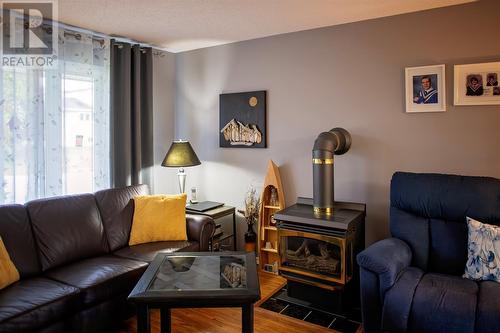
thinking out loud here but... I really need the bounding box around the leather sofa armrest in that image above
[357,238,412,297]
[186,214,215,251]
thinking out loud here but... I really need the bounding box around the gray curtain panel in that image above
[110,40,153,188]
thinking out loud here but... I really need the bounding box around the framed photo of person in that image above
[454,62,500,105]
[405,64,446,113]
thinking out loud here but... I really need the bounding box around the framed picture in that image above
[219,91,266,148]
[405,64,446,113]
[454,62,500,105]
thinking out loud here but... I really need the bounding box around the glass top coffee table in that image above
[128,252,260,333]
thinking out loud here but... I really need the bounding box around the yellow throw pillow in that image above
[0,236,20,290]
[129,194,187,246]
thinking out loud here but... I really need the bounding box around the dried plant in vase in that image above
[238,187,260,252]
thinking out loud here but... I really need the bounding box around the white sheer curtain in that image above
[0,29,110,204]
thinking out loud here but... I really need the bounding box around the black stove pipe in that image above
[312,127,351,215]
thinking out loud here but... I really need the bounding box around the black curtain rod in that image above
[112,42,151,53]
[63,30,105,42]
[4,8,162,51]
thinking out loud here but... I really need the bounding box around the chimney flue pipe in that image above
[312,127,351,215]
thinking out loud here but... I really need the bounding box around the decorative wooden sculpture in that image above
[258,160,285,274]
[220,119,262,146]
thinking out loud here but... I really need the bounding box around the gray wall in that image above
[152,51,178,195]
[163,0,500,246]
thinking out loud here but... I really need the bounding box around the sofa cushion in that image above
[114,240,199,262]
[390,207,429,271]
[94,184,149,251]
[464,217,500,282]
[129,194,188,246]
[476,281,500,333]
[408,273,478,333]
[0,237,19,290]
[391,172,500,225]
[27,194,109,271]
[44,255,147,306]
[429,218,468,275]
[390,172,500,276]
[0,205,41,277]
[0,277,80,332]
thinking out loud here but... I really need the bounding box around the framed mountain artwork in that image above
[219,90,267,148]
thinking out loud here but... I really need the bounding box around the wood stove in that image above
[274,197,365,291]
[267,127,364,314]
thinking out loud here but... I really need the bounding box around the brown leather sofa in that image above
[0,185,215,333]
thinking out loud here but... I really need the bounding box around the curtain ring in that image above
[64,31,82,40]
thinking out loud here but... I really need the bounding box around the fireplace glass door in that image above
[279,230,346,284]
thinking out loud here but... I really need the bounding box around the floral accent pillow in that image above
[464,217,500,282]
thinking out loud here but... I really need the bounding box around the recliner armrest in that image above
[357,238,412,297]
[186,214,215,251]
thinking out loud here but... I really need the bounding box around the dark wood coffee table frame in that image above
[128,252,260,333]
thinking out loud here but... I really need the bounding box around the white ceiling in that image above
[58,0,475,53]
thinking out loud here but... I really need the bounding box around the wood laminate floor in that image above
[119,271,363,333]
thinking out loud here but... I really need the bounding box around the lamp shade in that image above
[161,140,201,168]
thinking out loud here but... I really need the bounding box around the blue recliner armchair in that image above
[357,172,500,333]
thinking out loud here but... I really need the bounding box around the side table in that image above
[186,204,237,251]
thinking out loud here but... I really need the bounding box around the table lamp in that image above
[161,140,201,193]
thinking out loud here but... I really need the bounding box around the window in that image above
[0,68,41,203]
[63,76,94,194]
[0,31,110,204]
